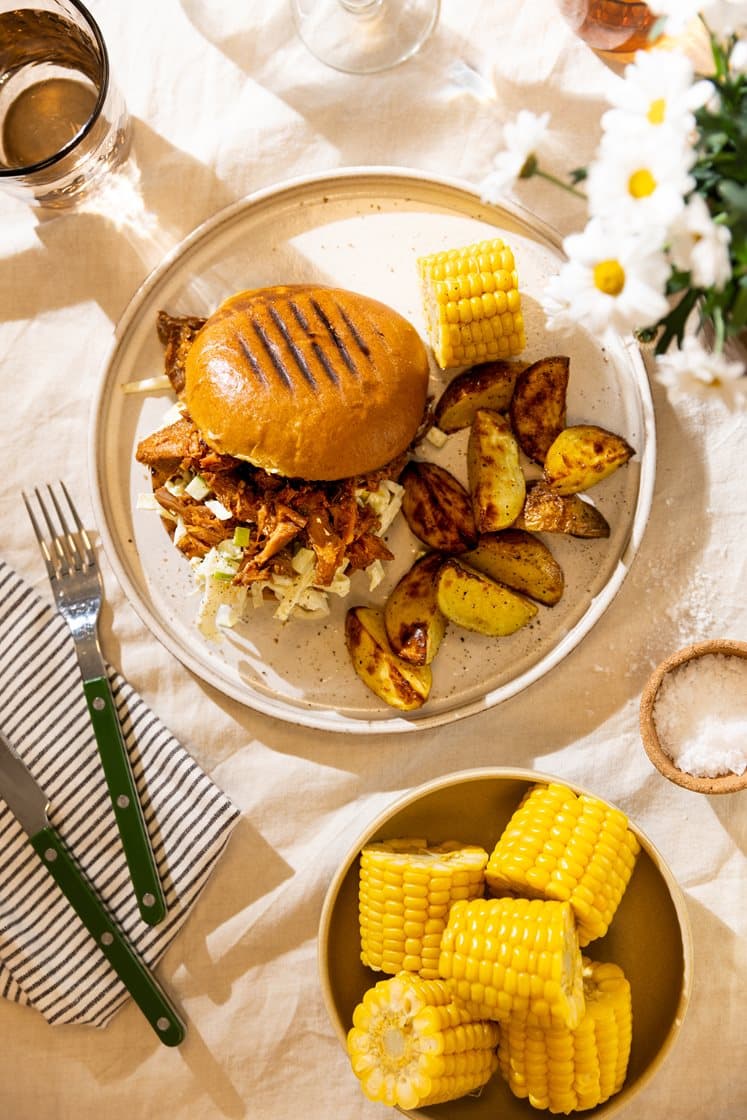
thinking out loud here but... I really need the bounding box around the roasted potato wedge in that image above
[467,409,526,533]
[544,424,634,495]
[433,359,524,433]
[509,355,570,464]
[462,529,565,606]
[515,480,610,538]
[384,552,447,666]
[436,558,538,636]
[345,606,432,710]
[401,461,477,552]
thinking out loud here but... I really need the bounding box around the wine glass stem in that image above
[339,0,383,13]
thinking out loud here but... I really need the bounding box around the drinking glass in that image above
[0,0,131,209]
[291,0,440,75]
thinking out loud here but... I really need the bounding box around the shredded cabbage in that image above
[205,498,232,521]
[426,426,449,448]
[136,492,162,511]
[122,374,172,394]
[367,559,385,591]
[186,474,211,501]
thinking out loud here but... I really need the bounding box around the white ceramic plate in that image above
[90,167,655,733]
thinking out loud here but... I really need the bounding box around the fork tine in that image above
[34,485,74,575]
[47,483,86,572]
[22,490,58,581]
[59,480,95,568]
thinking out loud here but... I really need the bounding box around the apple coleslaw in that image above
[137,471,404,639]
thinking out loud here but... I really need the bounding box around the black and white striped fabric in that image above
[0,558,239,1028]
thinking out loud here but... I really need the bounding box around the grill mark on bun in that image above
[182,284,431,480]
[288,299,311,332]
[338,305,373,359]
[310,298,361,377]
[287,299,338,386]
[251,318,293,390]
[310,341,341,385]
[237,332,269,387]
[267,303,318,390]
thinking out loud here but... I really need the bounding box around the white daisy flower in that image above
[653,0,708,34]
[481,110,551,200]
[731,39,747,72]
[586,131,695,234]
[542,218,670,339]
[601,49,713,138]
[700,0,747,37]
[656,336,746,406]
[668,194,732,289]
[656,0,747,36]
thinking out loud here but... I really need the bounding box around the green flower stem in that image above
[533,168,587,201]
[713,304,726,353]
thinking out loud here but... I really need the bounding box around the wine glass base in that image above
[292,0,440,75]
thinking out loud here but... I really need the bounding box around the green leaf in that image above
[653,290,701,356]
[728,281,747,330]
[719,180,747,216]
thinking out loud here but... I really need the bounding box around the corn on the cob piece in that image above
[359,838,488,978]
[498,957,632,1114]
[347,972,500,1110]
[417,237,526,369]
[486,783,640,947]
[438,897,585,1030]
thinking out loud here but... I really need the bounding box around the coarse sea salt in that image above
[653,653,747,778]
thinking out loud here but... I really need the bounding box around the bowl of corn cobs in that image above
[318,769,693,1118]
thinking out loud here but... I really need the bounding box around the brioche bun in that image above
[184,284,430,481]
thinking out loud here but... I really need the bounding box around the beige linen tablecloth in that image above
[0,2,744,1117]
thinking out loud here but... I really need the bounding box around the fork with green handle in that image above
[23,482,167,926]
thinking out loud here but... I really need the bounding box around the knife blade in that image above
[0,731,186,1047]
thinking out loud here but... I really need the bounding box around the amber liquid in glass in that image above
[2,74,97,168]
[0,9,102,170]
[558,1,659,54]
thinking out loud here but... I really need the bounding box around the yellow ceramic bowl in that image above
[318,768,693,1120]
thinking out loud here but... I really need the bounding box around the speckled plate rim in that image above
[89,166,656,734]
[317,766,694,1118]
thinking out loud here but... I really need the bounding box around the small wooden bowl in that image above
[640,639,747,795]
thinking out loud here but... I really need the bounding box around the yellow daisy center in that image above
[629,168,657,198]
[647,97,667,125]
[593,259,626,296]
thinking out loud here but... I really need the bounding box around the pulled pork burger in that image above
[135,284,431,635]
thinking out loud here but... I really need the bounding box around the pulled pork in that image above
[156,311,207,395]
[136,414,404,585]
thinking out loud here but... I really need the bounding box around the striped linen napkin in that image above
[0,557,240,1028]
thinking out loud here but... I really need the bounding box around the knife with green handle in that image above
[0,730,186,1047]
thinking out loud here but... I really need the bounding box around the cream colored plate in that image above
[90,167,655,733]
